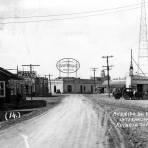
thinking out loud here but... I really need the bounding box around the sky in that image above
[0,0,144,79]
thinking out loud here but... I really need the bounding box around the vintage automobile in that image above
[112,88,123,99]
[122,88,134,100]
[113,87,143,100]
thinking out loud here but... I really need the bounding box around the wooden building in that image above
[0,67,25,103]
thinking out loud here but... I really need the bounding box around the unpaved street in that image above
[0,95,112,148]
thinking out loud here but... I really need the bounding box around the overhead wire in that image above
[0,7,141,24]
[0,2,145,20]
[0,2,146,24]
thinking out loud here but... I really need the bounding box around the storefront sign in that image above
[18,71,37,78]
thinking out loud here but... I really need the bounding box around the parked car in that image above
[112,88,122,99]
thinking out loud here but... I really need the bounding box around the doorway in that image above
[67,85,72,93]
[54,85,56,93]
[91,85,93,93]
[80,85,83,93]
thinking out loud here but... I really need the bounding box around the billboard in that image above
[56,58,80,74]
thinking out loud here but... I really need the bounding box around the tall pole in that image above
[22,64,40,100]
[130,49,133,76]
[91,68,98,93]
[129,49,134,88]
[102,55,114,97]
[45,74,52,95]
[67,59,69,78]
[138,0,148,76]
[17,65,18,77]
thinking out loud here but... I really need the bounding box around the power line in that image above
[0,4,142,24]
[0,2,145,20]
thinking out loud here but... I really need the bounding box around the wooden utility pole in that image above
[91,68,98,93]
[45,74,52,95]
[102,56,114,97]
[22,64,40,100]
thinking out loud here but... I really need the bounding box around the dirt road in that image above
[0,95,113,148]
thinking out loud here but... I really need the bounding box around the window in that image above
[0,81,5,97]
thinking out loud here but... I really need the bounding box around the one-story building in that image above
[51,77,102,94]
[102,75,148,95]
[35,77,48,96]
[0,67,25,103]
[18,71,49,97]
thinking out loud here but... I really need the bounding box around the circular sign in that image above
[56,58,80,73]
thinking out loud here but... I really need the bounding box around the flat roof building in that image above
[51,77,102,94]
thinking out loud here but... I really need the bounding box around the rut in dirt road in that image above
[0,95,116,148]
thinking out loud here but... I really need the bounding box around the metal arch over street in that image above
[56,58,80,74]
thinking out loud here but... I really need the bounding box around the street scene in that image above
[1,95,148,148]
[1,0,148,148]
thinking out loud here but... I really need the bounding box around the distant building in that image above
[132,75,148,94]
[0,67,25,103]
[18,71,49,97]
[102,75,148,95]
[35,77,48,97]
[18,71,36,96]
[51,77,102,94]
[102,79,126,92]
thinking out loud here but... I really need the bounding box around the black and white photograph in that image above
[0,0,148,147]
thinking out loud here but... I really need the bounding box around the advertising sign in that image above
[18,71,37,78]
[56,58,80,73]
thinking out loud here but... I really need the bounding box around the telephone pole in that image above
[102,55,114,97]
[91,68,98,93]
[22,64,40,100]
[45,74,52,96]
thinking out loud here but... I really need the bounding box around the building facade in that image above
[35,77,48,96]
[18,71,49,97]
[0,67,26,103]
[51,77,102,94]
[102,76,148,95]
